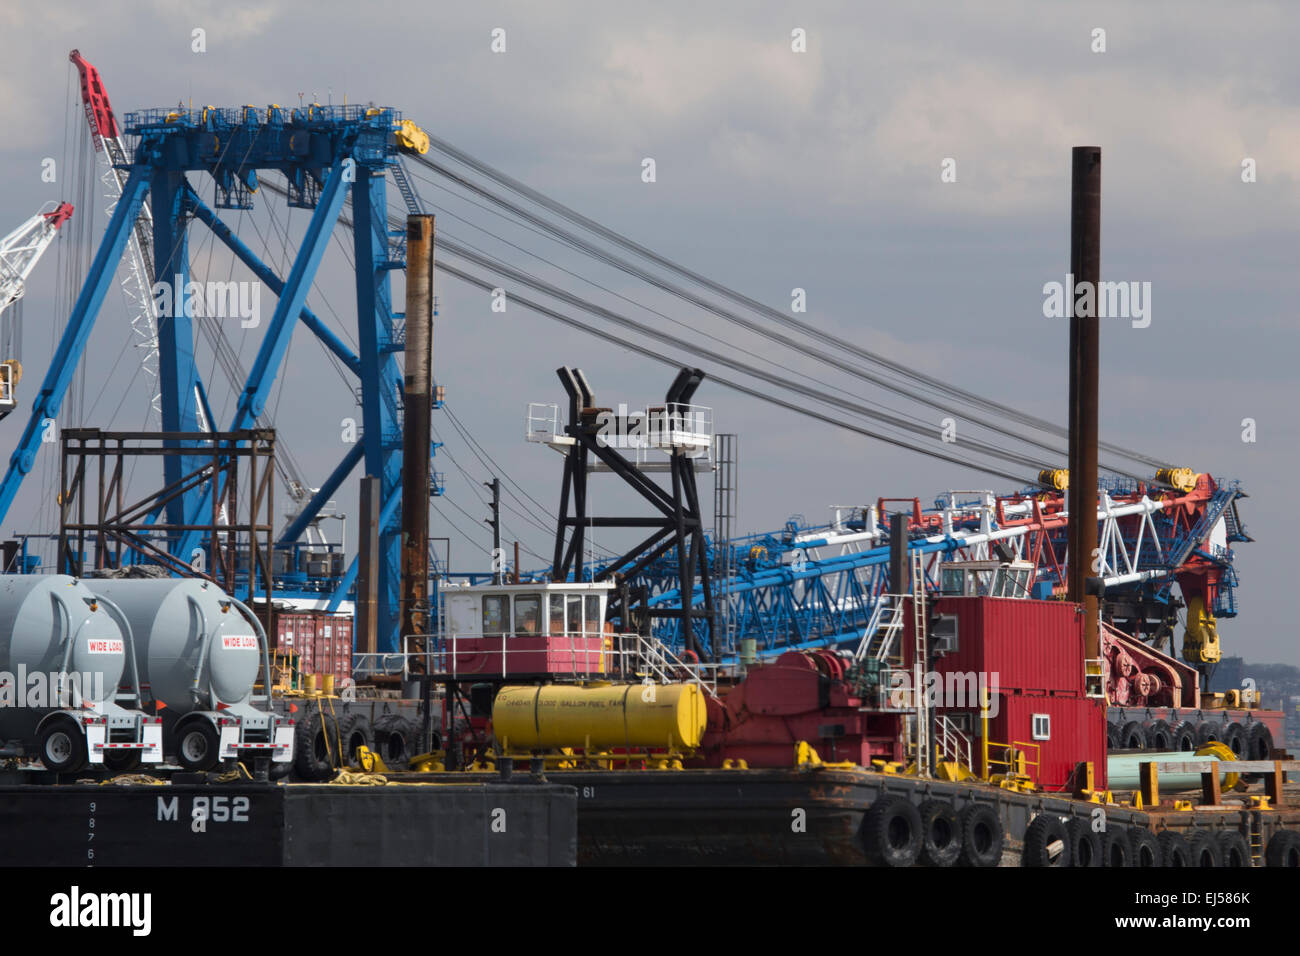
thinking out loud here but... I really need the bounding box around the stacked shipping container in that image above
[265,607,354,684]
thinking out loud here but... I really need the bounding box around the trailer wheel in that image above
[1247,722,1274,761]
[103,750,142,774]
[959,804,1003,868]
[916,800,961,867]
[1022,815,1070,867]
[37,717,87,774]
[1066,817,1102,867]
[339,713,374,767]
[176,722,220,772]
[861,795,921,867]
[1143,720,1172,750]
[1100,826,1131,867]
[1265,830,1300,867]
[1106,723,1120,749]
[1128,827,1161,866]
[1156,830,1191,867]
[1186,829,1222,867]
[1118,721,1146,749]
[1221,723,1248,759]
[1216,830,1251,867]
[1195,721,1223,747]
[293,711,340,781]
[1169,721,1198,752]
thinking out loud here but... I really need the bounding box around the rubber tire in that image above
[958,804,1003,868]
[1023,815,1070,868]
[1157,830,1191,867]
[1101,827,1132,867]
[916,800,962,867]
[1265,830,1300,867]
[1187,829,1222,867]
[1067,817,1102,867]
[1144,720,1173,750]
[861,795,922,867]
[1216,830,1251,867]
[102,750,142,774]
[293,711,340,781]
[1195,721,1223,747]
[37,718,88,774]
[1222,722,1248,759]
[1118,721,1146,749]
[175,721,220,772]
[1247,722,1274,760]
[1129,827,1162,867]
[1170,721,1198,752]
[1106,723,1120,749]
[339,713,374,767]
[374,714,414,767]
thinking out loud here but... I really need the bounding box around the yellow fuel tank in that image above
[493,683,708,751]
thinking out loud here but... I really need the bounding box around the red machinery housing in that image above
[697,650,905,768]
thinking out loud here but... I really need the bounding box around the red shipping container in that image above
[989,693,1108,792]
[910,597,1085,695]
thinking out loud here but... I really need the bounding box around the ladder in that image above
[911,549,931,777]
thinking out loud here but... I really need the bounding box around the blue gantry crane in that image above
[0,82,427,651]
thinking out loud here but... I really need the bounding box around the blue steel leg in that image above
[153,169,203,549]
[0,168,152,523]
[351,166,403,651]
[278,441,364,545]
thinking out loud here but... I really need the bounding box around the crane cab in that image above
[0,361,17,419]
[439,581,614,678]
[938,560,1036,600]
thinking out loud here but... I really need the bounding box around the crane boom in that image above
[0,202,74,417]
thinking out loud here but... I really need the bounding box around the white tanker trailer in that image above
[85,578,293,772]
[0,574,163,772]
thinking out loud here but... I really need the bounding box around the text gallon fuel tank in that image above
[492,683,708,751]
[84,578,259,713]
[0,575,126,737]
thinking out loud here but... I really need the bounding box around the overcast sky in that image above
[1,1,1296,667]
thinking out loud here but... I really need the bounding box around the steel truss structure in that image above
[59,428,275,606]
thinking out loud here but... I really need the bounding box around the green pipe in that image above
[1107,749,1230,791]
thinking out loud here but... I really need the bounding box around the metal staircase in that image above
[852,595,907,664]
[632,635,719,700]
[935,713,973,772]
[1167,485,1238,568]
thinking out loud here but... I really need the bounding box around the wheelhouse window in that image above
[549,594,565,637]
[514,594,541,635]
[566,595,583,636]
[584,595,601,635]
[482,595,509,637]
[940,567,965,596]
